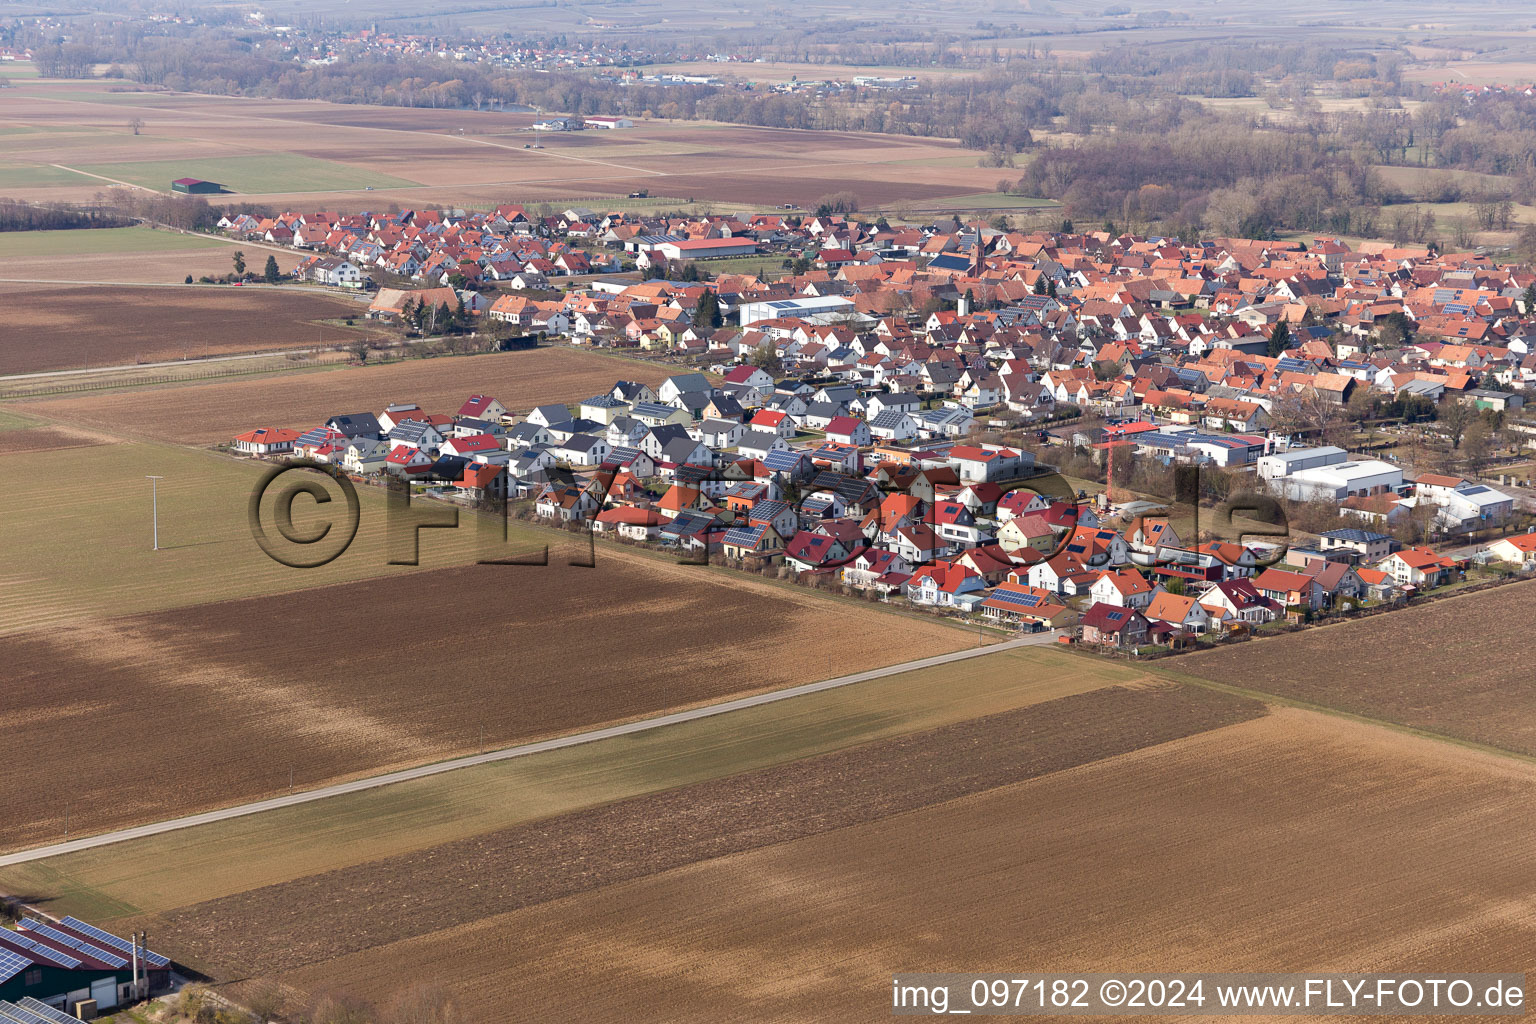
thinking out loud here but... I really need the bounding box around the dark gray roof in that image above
[327,412,383,437]
[737,428,783,450]
[647,423,691,446]
[664,372,713,393]
[662,436,707,460]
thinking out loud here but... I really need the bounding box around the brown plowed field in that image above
[20,346,668,443]
[148,683,1263,976]
[1,284,378,373]
[0,555,967,852]
[277,709,1536,1022]
[1174,580,1536,756]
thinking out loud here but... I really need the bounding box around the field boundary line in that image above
[1149,666,1536,768]
[0,634,1057,868]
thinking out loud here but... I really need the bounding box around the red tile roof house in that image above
[233,427,301,455]
[906,562,987,607]
[1378,547,1459,589]
[824,416,872,447]
[1251,567,1326,614]
[594,506,665,541]
[783,530,853,573]
[1080,602,1151,648]
[457,394,507,421]
[457,463,507,500]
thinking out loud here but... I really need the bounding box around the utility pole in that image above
[146,476,163,551]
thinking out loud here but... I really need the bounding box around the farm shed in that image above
[0,917,171,1016]
[171,177,222,194]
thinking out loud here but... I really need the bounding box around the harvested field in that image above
[0,555,968,852]
[1173,580,1536,756]
[0,284,378,373]
[152,683,1262,978]
[280,709,1536,1021]
[19,346,668,443]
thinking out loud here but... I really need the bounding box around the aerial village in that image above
[224,202,1536,649]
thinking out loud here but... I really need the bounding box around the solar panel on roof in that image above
[762,449,804,470]
[987,589,1043,609]
[59,918,169,968]
[0,932,81,969]
[1106,610,1126,621]
[18,921,126,968]
[16,1000,78,1024]
[0,950,30,986]
[0,1002,50,1024]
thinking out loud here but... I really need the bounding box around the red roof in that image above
[824,416,864,436]
[234,427,300,445]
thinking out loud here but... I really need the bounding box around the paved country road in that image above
[0,631,1062,868]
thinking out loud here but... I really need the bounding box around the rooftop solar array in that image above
[987,589,1044,608]
[16,1000,80,1024]
[762,449,806,471]
[0,950,31,986]
[723,526,764,547]
[60,918,169,968]
[18,921,126,968]
[0,932,80,970]
[0,1002,51,1024]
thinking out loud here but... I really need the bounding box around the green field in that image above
[0,225,232,258]
[0,644,1135,921]
[0,439,542,636]
[0,162,98,188]
[70,154,421,194]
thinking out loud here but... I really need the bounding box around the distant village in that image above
[222,204,1536,648]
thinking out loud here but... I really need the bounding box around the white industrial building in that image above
[738,296,857,327]
[1277,459,1403,502]
[1256,446,1347,483]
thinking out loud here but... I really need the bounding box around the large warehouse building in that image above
[170,177,222,194]
[738,295,857,327]
[654,237,758,261]
[0,917,171,1016]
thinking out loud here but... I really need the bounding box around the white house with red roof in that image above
[457,394,507,421]
[385,444,434,477]
[948,443,1031,482]
[1088,567,1158,609]
[233,427,301,455]
[748,409,797,438]
[441,433,509,464]
[1378,547,1458,588]
[824,416,872,446]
